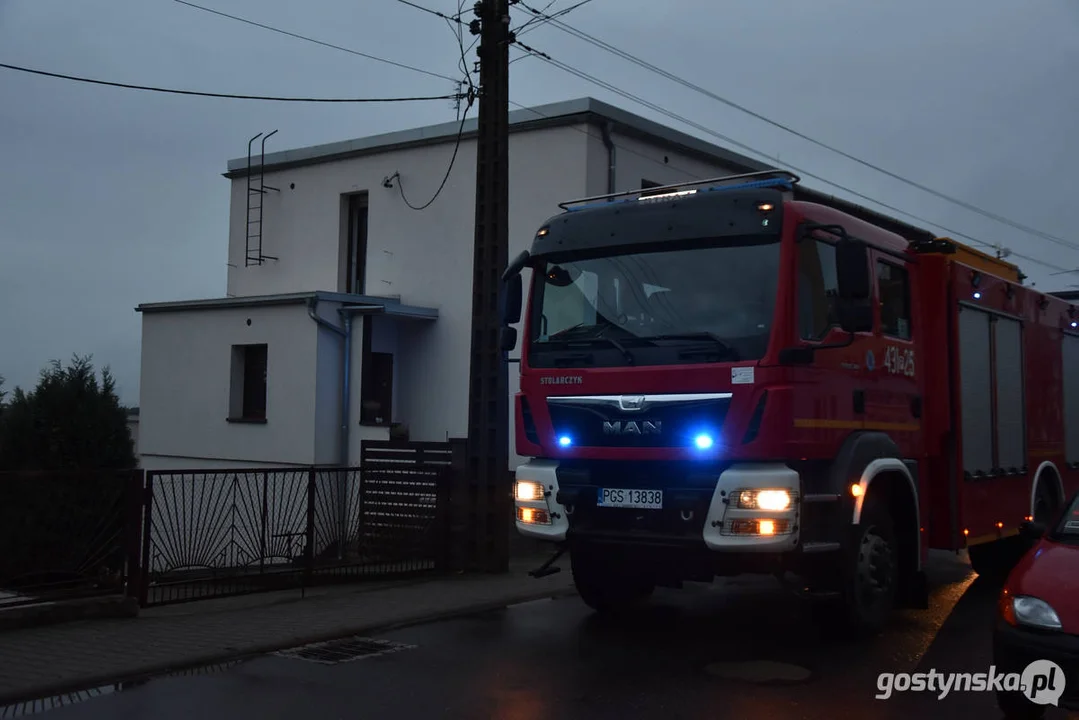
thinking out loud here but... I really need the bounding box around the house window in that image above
[229,343,267,422]
[877,261,912,339]
[797,238,840,341]
[343,193,368,294]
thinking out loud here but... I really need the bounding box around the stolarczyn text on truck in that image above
[499,170,1079,633]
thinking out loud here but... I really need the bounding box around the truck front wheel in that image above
[570,547,654,613]
[840,494,899,634]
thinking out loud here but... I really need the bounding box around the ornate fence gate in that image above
[134,445,455,606]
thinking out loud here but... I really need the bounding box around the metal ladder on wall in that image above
[246,131,280,266]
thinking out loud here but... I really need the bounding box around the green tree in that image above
[0,355,136,471]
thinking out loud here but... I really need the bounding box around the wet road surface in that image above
[8,551,1077,720]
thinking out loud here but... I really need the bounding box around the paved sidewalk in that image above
[0,557,574,705]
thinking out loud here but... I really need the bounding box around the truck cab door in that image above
[864,250,922,456]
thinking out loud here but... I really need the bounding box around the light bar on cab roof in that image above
[556,169,801,211]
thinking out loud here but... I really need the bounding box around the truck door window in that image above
[797,238,840,341]
[877,261,912,340]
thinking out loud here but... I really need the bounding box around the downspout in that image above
[307,298,350,560]
[307,298,349,466]
[600,121,616,194]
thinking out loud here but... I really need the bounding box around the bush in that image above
[0,355,136,472]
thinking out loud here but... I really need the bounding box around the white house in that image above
[135,97,769,471]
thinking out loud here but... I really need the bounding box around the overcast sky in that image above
[1,0,1077,405]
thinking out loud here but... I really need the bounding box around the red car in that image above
[994,490,1079,718]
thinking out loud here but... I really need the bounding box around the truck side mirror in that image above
[836,239,870,301]
[500,326,518,352]
[502,273,523,325]
[835,239,873,333]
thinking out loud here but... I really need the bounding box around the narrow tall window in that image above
[229,343,267,421]
[345,193,368,294]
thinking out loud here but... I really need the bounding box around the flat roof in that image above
[136,290,438,320]
[224,97,771,179]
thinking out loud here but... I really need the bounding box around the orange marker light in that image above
[850,484,864,498]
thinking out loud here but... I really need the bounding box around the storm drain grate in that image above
[273,636,416,665]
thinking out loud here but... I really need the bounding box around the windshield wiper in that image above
[543,324,636,365]
[640,332,740,360]
[590,333,635,365]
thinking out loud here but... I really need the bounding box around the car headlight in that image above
[1011,595,1063,630]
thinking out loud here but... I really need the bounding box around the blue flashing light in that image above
[562,178,794,214]
[693,434,715,450]
[557,435,573,448]
[973,291,982,300]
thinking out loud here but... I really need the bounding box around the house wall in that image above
[138,303,319,469]
[223,125,591,468]
[586,127,759,195]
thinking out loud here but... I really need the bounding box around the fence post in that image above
[124,469,145,601]
[138,472,155,606]
[434,466,454,573]
[303,468,316,595]
[259,471,269,575]
[447,438,468,572]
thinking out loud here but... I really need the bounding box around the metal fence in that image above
[137,462,452,606]
[0,470,140,609]
[0,442,460,609]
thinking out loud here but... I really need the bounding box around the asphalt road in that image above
[8,551,1077,720]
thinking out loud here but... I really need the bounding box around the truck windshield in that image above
[529,238,780,367]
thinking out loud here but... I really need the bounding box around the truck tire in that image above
[570,547,654,613]
[839,493,898,634]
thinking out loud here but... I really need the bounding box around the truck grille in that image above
[546,393,731,448]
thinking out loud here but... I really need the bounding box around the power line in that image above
[393,0,465,25]
[172,0,458,83]
[391,93,476,210]
[515,1,1079,254]
[515,0,594,35]
[0,62,462,103]
[519,47,1071,274]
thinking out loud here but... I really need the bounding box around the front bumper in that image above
[993,619,1079,710]
[513,459,801,552]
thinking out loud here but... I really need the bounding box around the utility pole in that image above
[464,0,513,572]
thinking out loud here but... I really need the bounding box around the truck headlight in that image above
[515,480,545,502]
[1011,595,1063,630]
[735,489,793,512]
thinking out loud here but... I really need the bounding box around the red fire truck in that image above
[499,170,1079,632]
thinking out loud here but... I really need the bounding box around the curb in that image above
[0,596,139,634]
[0,585,578,707]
